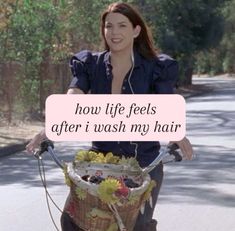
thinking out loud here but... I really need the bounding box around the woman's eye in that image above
[105,25,112,29]
[120,24,126,27]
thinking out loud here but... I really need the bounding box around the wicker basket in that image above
[64,162,151,231]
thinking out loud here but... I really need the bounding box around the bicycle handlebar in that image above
[34,140,54,158]
[34,140,64,169]
[167,143,182,162]
[34,140,182,173]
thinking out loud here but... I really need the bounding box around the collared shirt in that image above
[69,49,178,167]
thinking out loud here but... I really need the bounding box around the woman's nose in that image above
[111,26,119,35]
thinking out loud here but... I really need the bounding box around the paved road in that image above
[0,141,86,231]
[0,77,235,231]
[156,77,235,231]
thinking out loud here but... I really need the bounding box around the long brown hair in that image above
[101,2,157,60]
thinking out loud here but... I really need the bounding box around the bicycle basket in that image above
[62,151,155,231]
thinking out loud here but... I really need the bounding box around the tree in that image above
[140,0,226,85]
[8,0,60,114]
[65,0,115,51]
[0,0,22,123]
[220,0,235,73]
[191,0,235,75]
[0,0,114,122]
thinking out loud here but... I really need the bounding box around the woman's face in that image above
[104,12,140,52]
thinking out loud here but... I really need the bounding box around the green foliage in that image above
[1,0,235,120]
[151,0,225,56]
[10,0,58,62]
[3,0,61,112]
[195,50,224,75]
[194,0,235,74]
[135,0,226,84]
[220,0,235,73]
[67,0,113,50]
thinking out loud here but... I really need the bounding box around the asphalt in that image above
[0,84,211,158]
[1,77,234,231]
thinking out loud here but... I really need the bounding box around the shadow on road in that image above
[0,142,90,188]
[187,110,235,137]
[159,79,235,208]
[1,142,234,208]
[160,144,235,208]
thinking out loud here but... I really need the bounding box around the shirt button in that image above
[122,86,126,90]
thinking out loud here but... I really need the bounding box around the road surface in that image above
[0,77,234,231]
[157,77,235,231]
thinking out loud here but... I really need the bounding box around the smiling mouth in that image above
[111,38,123,43]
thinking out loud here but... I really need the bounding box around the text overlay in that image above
[45,94,186,141]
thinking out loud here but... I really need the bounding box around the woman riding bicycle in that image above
[27,2,193,231]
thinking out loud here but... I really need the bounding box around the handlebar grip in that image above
[34,140,54,158]
[167,143,182,162]
[167,143,179,151]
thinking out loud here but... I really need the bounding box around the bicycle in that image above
[34,140,182,231]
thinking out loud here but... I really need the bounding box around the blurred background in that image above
[0,0,234,126]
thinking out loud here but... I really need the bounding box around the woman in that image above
[27,2,193,231]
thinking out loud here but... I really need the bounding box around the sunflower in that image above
[97,178,121,204]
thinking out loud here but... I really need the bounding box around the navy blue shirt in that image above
[69,49,178,167]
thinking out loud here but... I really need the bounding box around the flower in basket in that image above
[104,152,120,164]
[63,165,72,187]
[75,187,87,200]
[91,152,106,163]
[75,150,120,164]
[114,179,130,198]
[97,178,121,204]
[119,156,142,171]
[98,177,131,205]
[74,150,143,173]
[142,180,157,202]
[75,150,98,162]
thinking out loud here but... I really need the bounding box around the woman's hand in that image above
[26,129,46,154]
[169,137,193,160]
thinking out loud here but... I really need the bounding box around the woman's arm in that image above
[26,88,84,153]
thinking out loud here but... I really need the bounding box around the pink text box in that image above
[45,94,185,141]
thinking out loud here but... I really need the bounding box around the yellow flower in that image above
[97,178,121,204]
[75,187,87,200]
[75,150,89,161]
[105,152,120,164]
[63,165,71,187]
[142,180,157,202]
[92,152,105,163]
